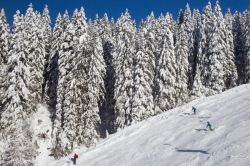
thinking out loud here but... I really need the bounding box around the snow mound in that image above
[49,84,250,166]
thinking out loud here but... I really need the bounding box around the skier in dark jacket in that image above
[192,106,197,115]
[206,121,213,131]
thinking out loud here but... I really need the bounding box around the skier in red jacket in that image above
[72,153,78,165]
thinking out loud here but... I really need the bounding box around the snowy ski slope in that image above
[48,84,250,166]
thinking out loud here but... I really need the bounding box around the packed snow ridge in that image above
[47,84,250,166]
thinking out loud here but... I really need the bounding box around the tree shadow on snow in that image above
[176,148,209,154]
[183,113,192,115]
[179,113,192,117]
[198,116,210,119]
[195,128,208,132]
[163,143,173,146]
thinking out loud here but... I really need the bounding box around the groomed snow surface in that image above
[43,84,250,166]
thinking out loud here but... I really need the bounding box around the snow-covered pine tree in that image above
[52,7,102,156]
[207,27,225,94]
[47,13,63,118]
[76,15,105,147]
[52,10,73,157]
[168,14,177,46]
[204,1,237,94]
[3,120,36,166]
[41,5,52,101]
[100,13,114,42]
[191,1,214,98]
[72,7,88,37]
[131,22,155,123]
[175,4,194,104]
[24,4,46,108]
[1,10,37,161]
[190,9,201,91]
[0,10,32,134]
[62,10,70,30]
[0,9,9,65]
[241,9,250,83]
[99,13,117,135]
[154,13,177,112]
[56,22,78,154]
[184,5,196,91]
[113,9,136,130]
[175,24,189,104]
[205,1,227,95]
[223,9,238,88]
[71,9,78,26]
[143,12,157,93]
[247,11,250,83]
[0,9,9,118]
[177,9,184,25]
[53,10,70,131]
[136,12,157,115]
[62,7,92,150]
[233,11,247,84]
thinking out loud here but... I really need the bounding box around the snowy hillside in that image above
[47,84,250,166]
[0,2,249,165]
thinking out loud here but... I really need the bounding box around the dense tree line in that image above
[0,1,249,164]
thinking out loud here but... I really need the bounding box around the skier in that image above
[71,153,78,165]
[192,106,197,115]
[206,121,213,131]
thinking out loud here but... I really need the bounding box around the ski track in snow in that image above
[40,84,250,166]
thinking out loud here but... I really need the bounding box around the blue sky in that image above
[0,0,249,26]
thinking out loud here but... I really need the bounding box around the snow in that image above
[46,84,250,166]
[31,104,54,166]
[0,140,4,165]
[79,34,87,44]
